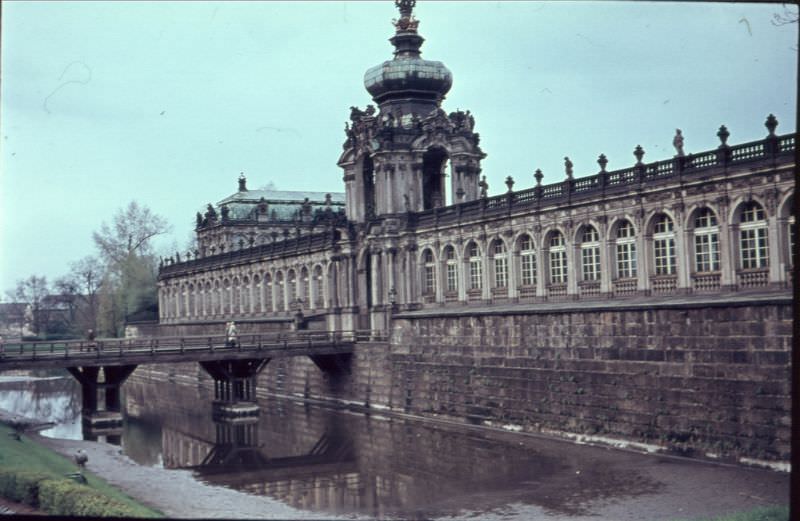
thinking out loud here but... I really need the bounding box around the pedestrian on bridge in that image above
[86,329,97,351]
[226,321,238,348]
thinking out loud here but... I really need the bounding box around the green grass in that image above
[0,422,163,517]
[677,505,789,521]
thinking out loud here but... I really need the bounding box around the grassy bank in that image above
[679,505,789,521]
[0,423,162,517]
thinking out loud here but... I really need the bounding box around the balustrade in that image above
[691,273,721,293]
[578,280,601,298]
[613,278,638,297]
[650,275,678,294]
[737,268,769,289]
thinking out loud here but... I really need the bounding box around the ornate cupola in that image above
[363,0,452,114]
[338,0,485,223]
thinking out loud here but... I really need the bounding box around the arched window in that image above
[467,242,482,290]
[253,275,261,312]
[222,279,231,314]
[301,267,310,308]
[580,226,600,281]
[740,202,769,269]
[241,276,250,313]
[214,280,221,315]
[548,232,567,284]
[204,281,212,315]
[694,208,720,272]
[275,272,285,311]
[519,235,537,286]
[422,249,436,295]
[264,274,273,312]
[616,221,637,278]
[653,215,676,275]
[492,240,508,288]
[444,246,458,293]
[313,266,324,308]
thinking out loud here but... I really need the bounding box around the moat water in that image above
[0,372,789,520]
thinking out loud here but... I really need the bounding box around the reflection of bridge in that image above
[0,331,373,431]
[193,427,357,488]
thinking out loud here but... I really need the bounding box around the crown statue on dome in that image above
[393,0,419,32]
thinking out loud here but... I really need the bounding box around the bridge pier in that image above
[66,365,137,435]
[199,359,270,419]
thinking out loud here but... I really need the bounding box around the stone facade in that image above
[154,1,795,464]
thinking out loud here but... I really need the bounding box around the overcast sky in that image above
[1,1,797,293]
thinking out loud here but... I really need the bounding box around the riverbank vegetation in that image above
[1,201,171,340]
[0,423,162,517]
[681,505,789,521]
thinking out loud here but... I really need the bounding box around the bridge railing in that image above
[0,330,385,364]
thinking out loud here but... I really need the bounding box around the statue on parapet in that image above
[564,157,574,179]
[673,129,685,157]
[479,176,489,198]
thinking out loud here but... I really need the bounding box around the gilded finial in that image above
[393,0,419,32]
[395,0,415,18]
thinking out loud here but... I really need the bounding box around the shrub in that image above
[38,478,139,517]
[0,469,51,506]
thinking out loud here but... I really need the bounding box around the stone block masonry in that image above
[384,299,792,464]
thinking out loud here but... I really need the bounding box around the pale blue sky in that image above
[1,1,797,292]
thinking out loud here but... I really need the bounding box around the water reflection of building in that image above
[125,375,662,518]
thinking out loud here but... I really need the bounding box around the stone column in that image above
[599,221,611,294]
[509,250,520,300]
[386,247,398,304]
[672,205,689,292]
[566,233,578,297]
[717,197,734,289]
[535,232,546,298]
[370,248,382,306]
[481,239,491,301]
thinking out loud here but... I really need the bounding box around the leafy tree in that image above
[92,202,171,336]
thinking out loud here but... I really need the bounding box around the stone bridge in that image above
[0,330,378,432]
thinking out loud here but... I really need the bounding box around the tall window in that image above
[468,242,483,290]
[740,202,769,269]
[301,268,310,308]
[253,275,262,312]
[694,208,720,272]
[444,246,458,293]
[653,215,676,275]
[287,270,297,306]
[548,232,567,284]
[241,277,250,312]
[422,249,436,295]
[616,221,637,278]
[313,266,324,307]
[275,272,285,311]
[492,240,508,288]
[581,226,601,281]
[519,235,537,286]
[264,274,273,312]
[214,281,221,314]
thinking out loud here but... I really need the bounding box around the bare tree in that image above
[9,276,50,335]
[54,256,105,334]
[93,201,171,263]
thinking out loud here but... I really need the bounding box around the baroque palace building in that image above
[151,0,795,465]
[157,0,795,332]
